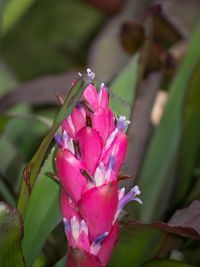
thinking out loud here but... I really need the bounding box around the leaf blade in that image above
[0,202,25,267]
[17,76,91,218]
[138,22,200,221]
[22,147,62,267]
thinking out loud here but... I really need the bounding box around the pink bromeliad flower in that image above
[54,69,142,267]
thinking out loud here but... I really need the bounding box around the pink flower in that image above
[55,69,142,266]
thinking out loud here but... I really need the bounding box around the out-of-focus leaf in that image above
[138,22,200,222]
[0,134,25,197]
[144,259,194,267]
[0,72,77,111]
[0,202,25,267]
[0,61,17,97]
[183,244,200,266]
[17,75,91,218]
[162,0,200,39]
[175,61,200,202]
[110,210,200,267]
[0,115,10,135]
[0,113,52,130]
[85,0,124,14]
[2,0,104,80]
[2,0,37,35]
[120,21,144,54]
[0,105,50,201]
[54,256,66,267]
[169,200,200,235]
[88,0,146,81]
[109,53,139,118]
[0,172,16,206]
[32,254,47,267]
[108,223,162,267]
[0,0,6,34]
[121,72,161,189]
[22,147,62,267]
[4,104,48,161]
[127,218,200,241]
[187,177,200,203]
[151,12,181,47]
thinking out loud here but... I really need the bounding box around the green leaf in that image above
[0,61,17,97]
[2,0,38,35]
[17,75,91,218]
[3,104,50,162]
[0,105,52,203]
[121,71,161,184]
[0,175,16,206]
[0,112,52,131]
[22,147,62,267]
[32,253,47,267]
[144,259,194,267]
[54,256,66,267]
[0,114,11,135]
[175,60,200,202]
[187,176,200,202]
[109,211,200,267]
[0,202,25,267]
[2,0,104,80]
[0,134,25,204]
[138,21,200,222]
[108,223,162,267]
[109,53,139,119]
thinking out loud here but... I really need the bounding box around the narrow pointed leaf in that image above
[138,22,200,222]
[22,147,62,267]
[109,53,139,118]
[17,76,91,218]
[175,60,200,202]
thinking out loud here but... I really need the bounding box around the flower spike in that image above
[55,72,142,267]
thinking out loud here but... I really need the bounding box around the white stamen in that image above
[98,83,105,106]
[63,130,68,140]
[87,68,91,74]
[131,185,141,196]
[94,163,105,187]
[71,216,80,243]
[100,82,105,90]
[113,210,120,224]
[118,188,125,201]
[87,68,95,80]
[105,128,118,150]
[90,243,101,255]
[80,220,88,236]
[68,138,75,154]
[67,115,75,136]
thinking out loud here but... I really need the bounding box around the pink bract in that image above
[55,72,141,266]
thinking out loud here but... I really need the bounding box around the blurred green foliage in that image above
[2,0,105,80]
[1,0,200,266]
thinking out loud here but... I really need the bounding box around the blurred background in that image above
[1,0,200,266]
